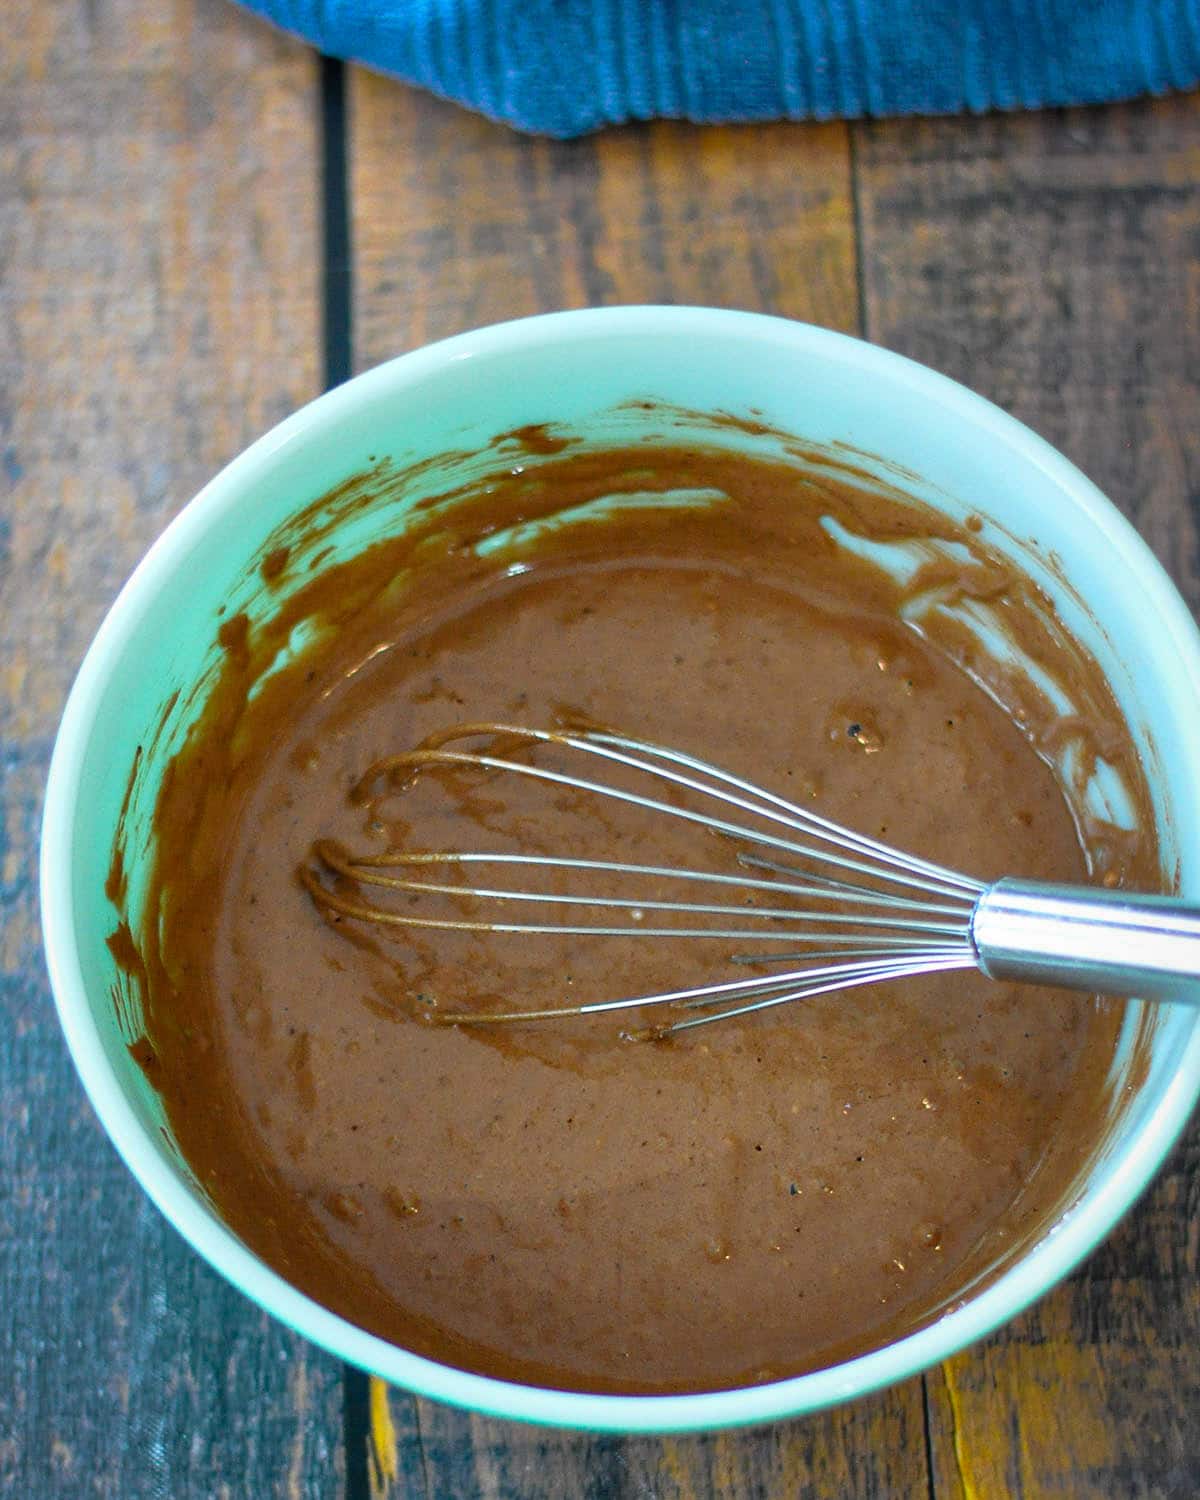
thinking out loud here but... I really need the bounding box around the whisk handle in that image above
[972,878,1200,1004]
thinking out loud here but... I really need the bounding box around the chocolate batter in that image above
[122,430,1156,1394]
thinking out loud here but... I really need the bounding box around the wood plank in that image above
[369,1376,931,1500]
[854,96,1200,1499]
[351,73,929,1500]
[351,72,859,362]
[0,1,345,1493]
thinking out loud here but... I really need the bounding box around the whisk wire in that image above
[314,844,972,936]
[339,849,976,919]
[584,729,985,898]
[306,722,986,1034]
[665,953,979,1033]
[357,730,983,904]
[432,949,976,1029]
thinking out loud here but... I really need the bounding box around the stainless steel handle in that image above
[972,878,1200,1004]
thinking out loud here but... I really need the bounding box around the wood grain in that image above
[350,72,859,363]
[855,96,1200,1499]
[367,1378,931,1500]
[351,72,937,1500]
[0,1,343,1493]
[15,33,1187,1495]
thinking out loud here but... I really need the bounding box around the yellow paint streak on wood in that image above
[930,1328,1157,1500]
[940,1363,981,1500]
[369,1377,399,1487]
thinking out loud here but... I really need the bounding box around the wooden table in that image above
[4,2,1199,1494]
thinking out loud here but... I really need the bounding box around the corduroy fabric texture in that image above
[242,0,1200,136]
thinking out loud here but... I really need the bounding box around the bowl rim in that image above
[40,305,1200,1433]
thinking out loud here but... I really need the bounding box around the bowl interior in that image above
[43,309,1200,1431]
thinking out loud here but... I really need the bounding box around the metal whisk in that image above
[301,722,1200,1035]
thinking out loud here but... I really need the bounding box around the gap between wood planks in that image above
[319,47,375,1500]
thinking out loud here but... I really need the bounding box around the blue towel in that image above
[242,0,1200,136]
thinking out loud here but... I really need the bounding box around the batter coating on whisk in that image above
[124,431,1157,1393]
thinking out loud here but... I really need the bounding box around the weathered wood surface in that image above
[0,1,345,1495]
[856,98,1200,1500]
[351,73,859,361]
[6,5,1200,1493]
[364,1376,932,1500]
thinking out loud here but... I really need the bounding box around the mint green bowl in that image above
[41,308,1200,1432]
